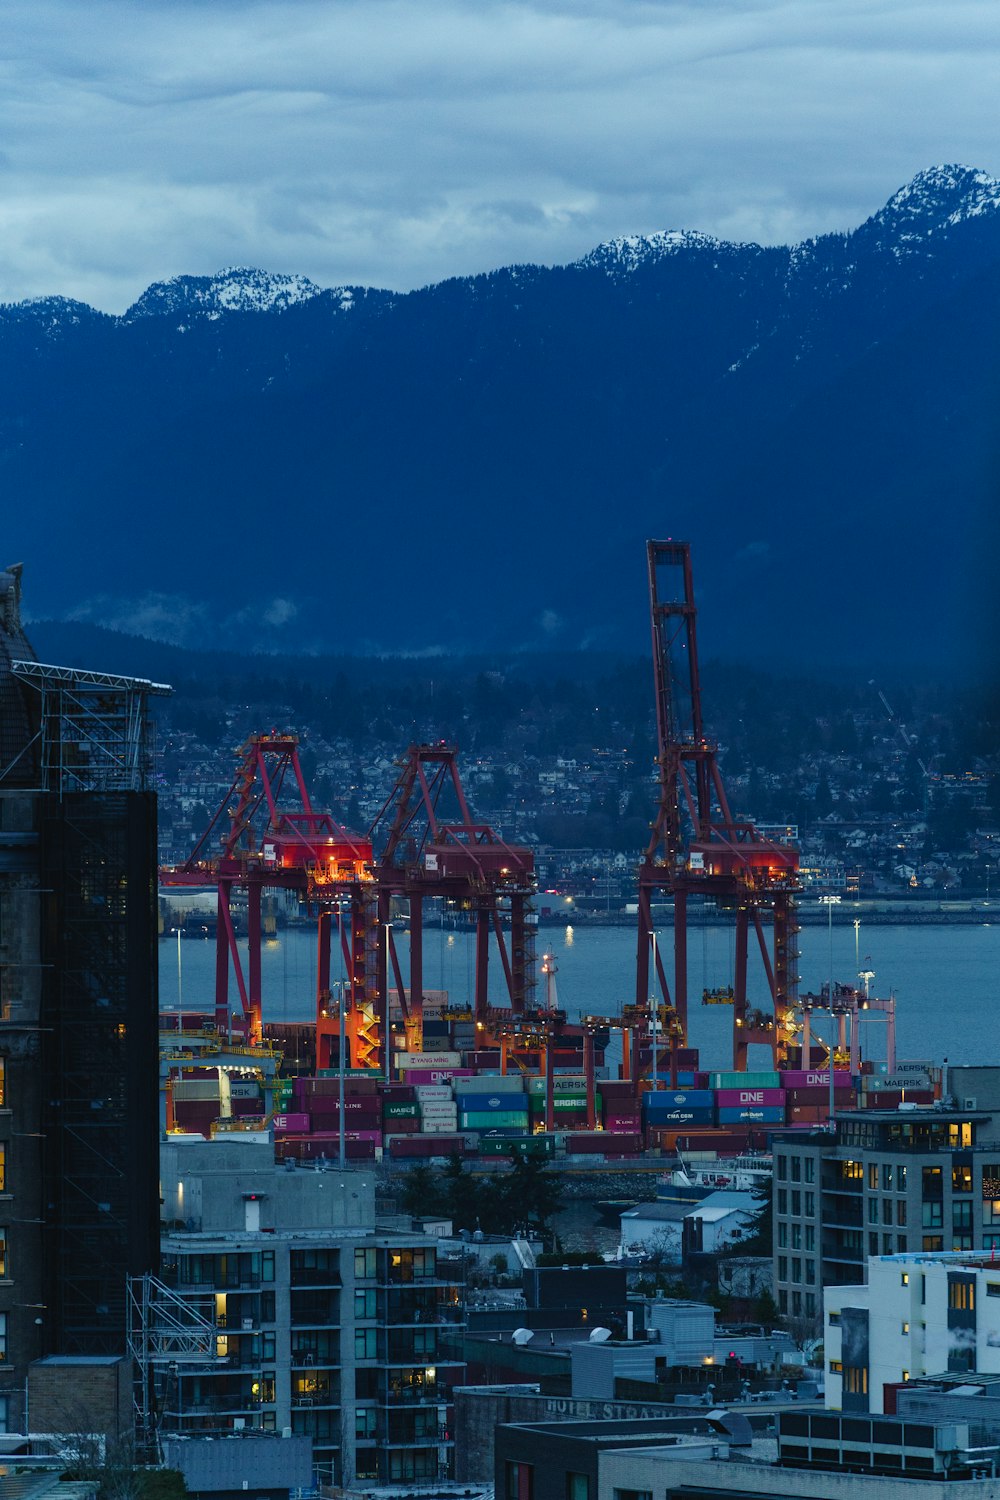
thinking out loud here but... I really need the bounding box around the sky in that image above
[4,0,1000,311]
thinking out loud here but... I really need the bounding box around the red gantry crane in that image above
[635,542,801,1069]
[161,734,378,1061]
[368,744,537,1044]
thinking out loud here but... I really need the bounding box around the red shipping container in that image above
[601,1081,639,1100]
[785,1086,856,1106]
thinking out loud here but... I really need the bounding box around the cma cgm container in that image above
[645,1107,715,1128]
[716,1104,785,1125]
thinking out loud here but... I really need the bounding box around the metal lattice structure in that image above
[127,1273,218,1454]
[10,659,170,792]
[635,541,801,1069]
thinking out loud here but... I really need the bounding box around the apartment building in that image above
[772,1108,1000,1326]
[156,1140,465,1486]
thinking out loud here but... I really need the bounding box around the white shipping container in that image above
[397,1052,462,1070]
[415,1086,454,1100]
[422,1121,462,1135]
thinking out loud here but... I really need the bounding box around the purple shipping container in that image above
[780,1069,854,1090]
[715,1087,786,1108]
[272,1111,311,1133]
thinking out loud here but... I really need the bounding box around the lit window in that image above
[901,1321,909,1334]
[0,1312,6,1362]
[0,1056,5,1108]
[901,1273,909,1286]
[0,1228,6,1278]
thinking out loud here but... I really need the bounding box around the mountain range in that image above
[4,164,1000,676]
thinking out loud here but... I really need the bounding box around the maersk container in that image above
[526,1075,587,1096]
[716,1105,785,1124]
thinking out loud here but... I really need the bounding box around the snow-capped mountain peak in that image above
[862,164,1000,251]
[574,227,734,276]
[124,267,323,321]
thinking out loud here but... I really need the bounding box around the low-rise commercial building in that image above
[826,1251,1000,1414]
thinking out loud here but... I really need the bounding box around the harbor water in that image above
[160,916,1000,1072]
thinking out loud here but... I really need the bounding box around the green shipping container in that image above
[460,1111,530,1130]
[710,1071,780,1090]
[383,1101,420,1119]
[530,1093,598,1112]
[526,1075,588,1096]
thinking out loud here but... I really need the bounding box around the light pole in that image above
[853,918,861,977]
[819,894,842,1131]
[649,931,659,1093]
[333,979,346,1170]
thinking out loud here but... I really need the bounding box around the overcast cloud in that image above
[3,0,1000,310]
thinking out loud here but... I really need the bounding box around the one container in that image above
[714,1088,785,1108]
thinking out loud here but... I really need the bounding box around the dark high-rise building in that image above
[0,565,168,1431]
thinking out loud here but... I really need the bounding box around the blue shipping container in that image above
[716,1105,785,1124]
[644,1107,716,1127]
[644,1089,714,1111]
[455,1092,528,1113]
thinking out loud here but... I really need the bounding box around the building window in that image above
[829,1359,843,1373]
[922,1236,944,1252]
[791,1223,801,1250]
[792,1291,802,1317]
[792,1259,801,1284]
[791,1191,801,1217]
[897,1199,907,1226]
[922,1201,943,1229]
[0,1313,6,1362]
[0,1395,7,1434]
[922,1166,943,1198]
[897,1236,907,1253]
[843,1366,868,1395]
[805,1292,816,1316]
[882,1164,894,1191]
[828,1310,841,1325]
[949,1280,975,1311]
[843,1160,863,1181]
[869,1233,878,1256]
[777,1189,787,1214]
[805,1225,815,1251]
[506,1463,534,1500]
[898,1165,907,1191]
[882,1199,893,1225]
[356,1408,377,1439]
[354,1328,377,1359]
[778,1222,788,1248]
[355,1289,376,1318]
[804,1158,815,1183]
[777,1156,787,1180]
[0,1056,5,1108]
[0,1143,5,1192]
[779,1290,788,1313]
[868,1163,878,1191]
[778,1256,787,1282]
[791,1157,801,1182]
[883,1235,894,1255]
[0,1228,6,1278]
[953,1165,973,1194]
[613,1491,652,1500]
[954,1202,973,1234]
[354,1248,376,1279]
[902,1321,909,1333]
[804,1192,814,1217]
[901,1273,910,1286]
[868,1198,879,1223]
[805,1261,816,1285]
[987,1283,1000,1298]
[566,1475,590,1500]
